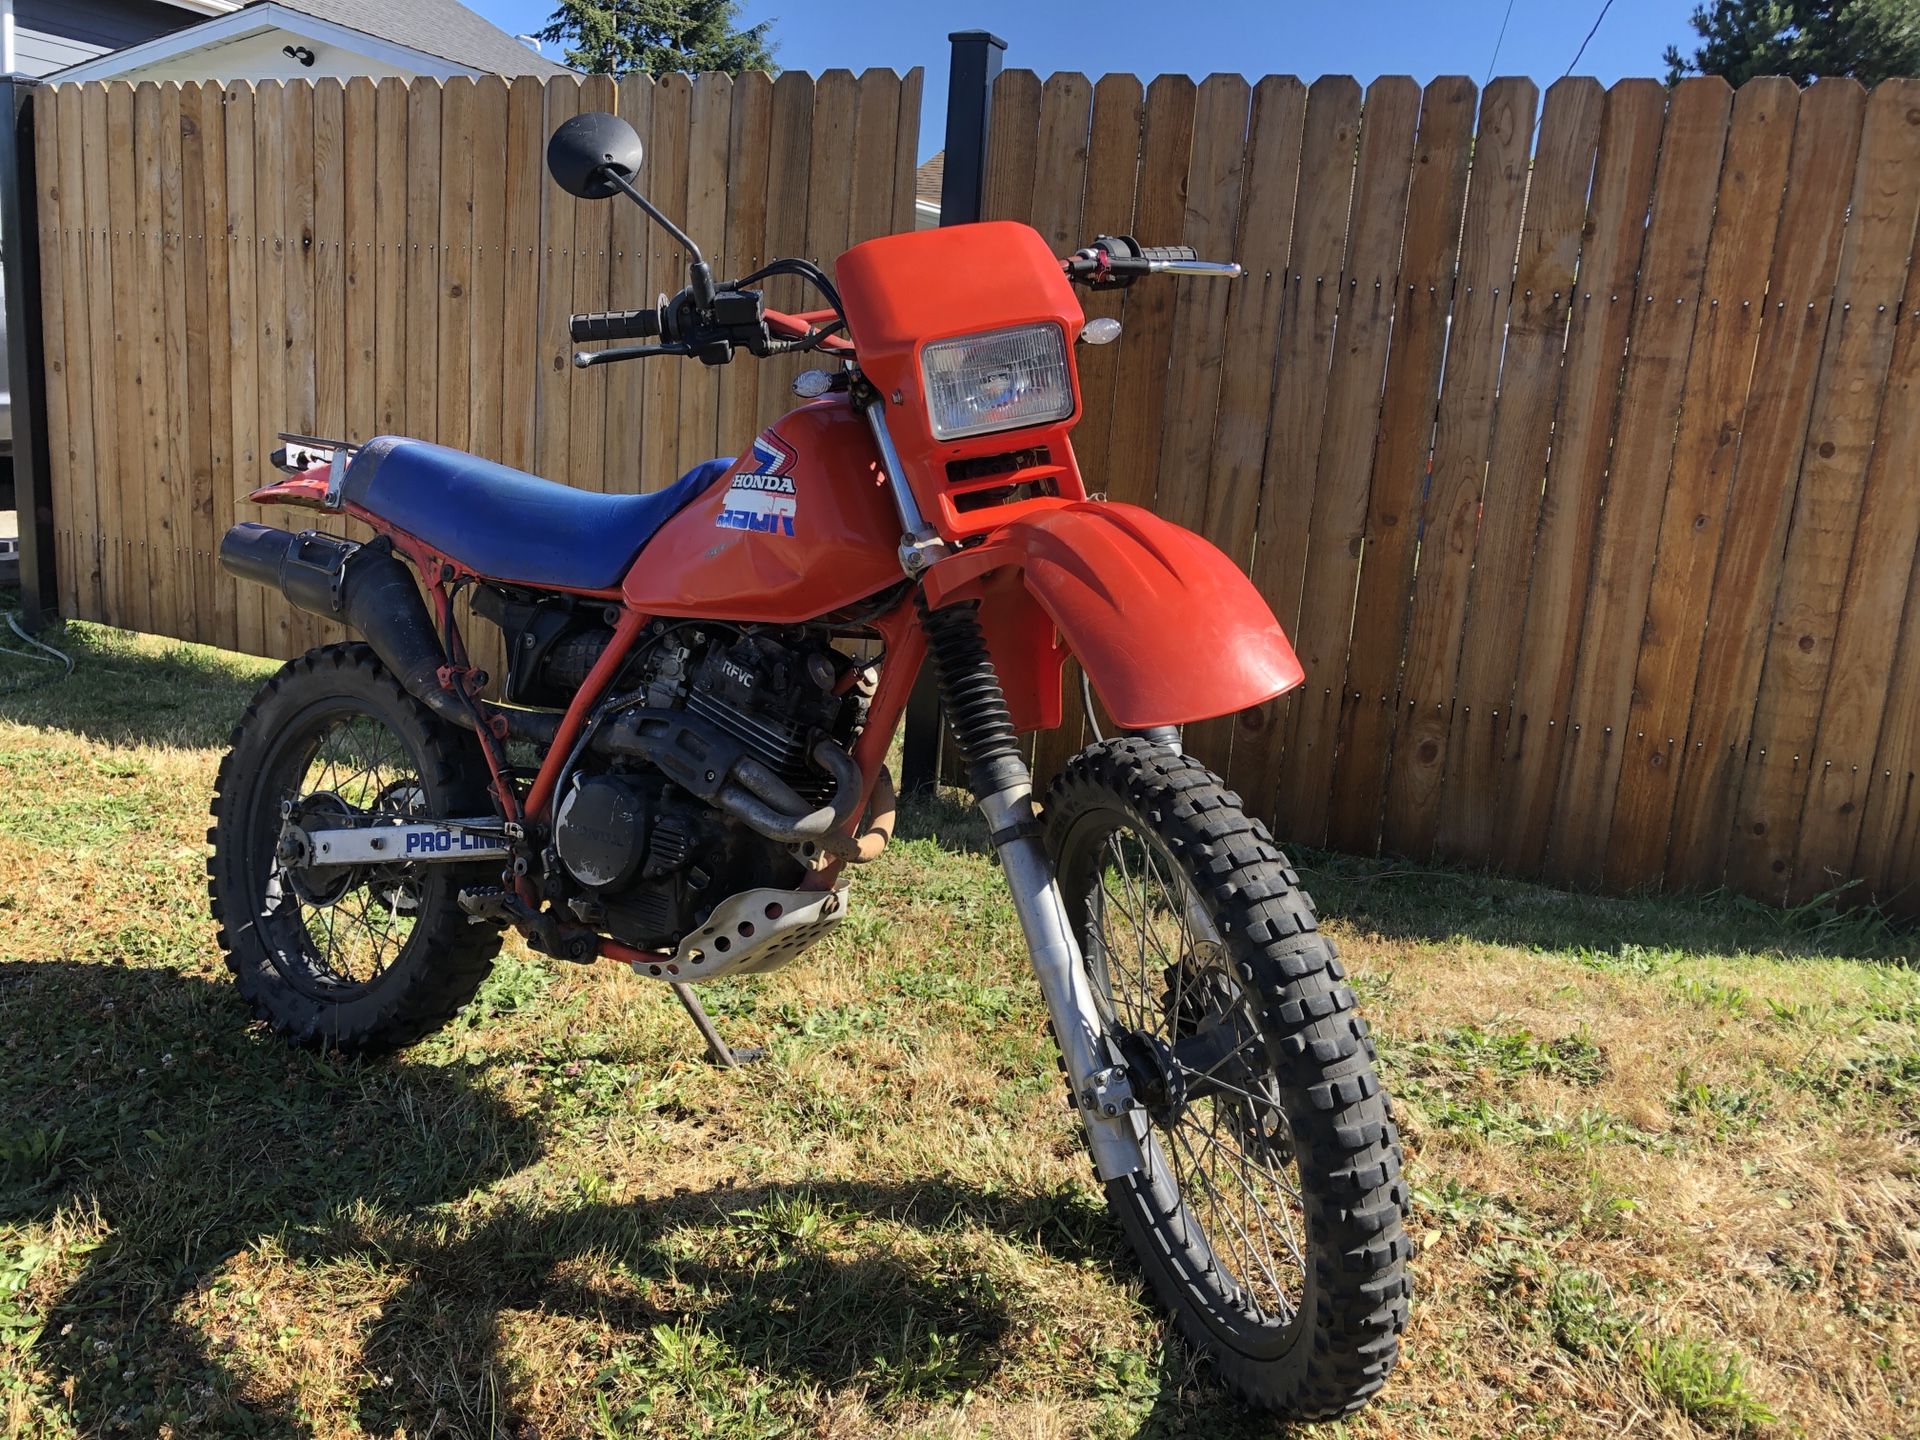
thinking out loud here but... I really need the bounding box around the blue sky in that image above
[468,1,1704,159]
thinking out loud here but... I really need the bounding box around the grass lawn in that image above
[0,621,1915,1439]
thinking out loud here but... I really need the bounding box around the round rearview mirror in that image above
[546,111,644,199]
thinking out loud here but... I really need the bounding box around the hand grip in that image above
[1136,245,1198,263]
[569,308,659,343]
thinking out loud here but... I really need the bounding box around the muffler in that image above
[219,523,494,735]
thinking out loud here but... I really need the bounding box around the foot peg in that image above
[458,886,598,963]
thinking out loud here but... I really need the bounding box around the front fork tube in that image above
[916,595,1144,1179]
[980,783,1147,1182]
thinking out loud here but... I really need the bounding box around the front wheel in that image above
[1044,738,1410,1417]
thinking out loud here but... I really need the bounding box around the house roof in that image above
[49,0,572,81]
[916,150,944,209]
[240,0,570,77]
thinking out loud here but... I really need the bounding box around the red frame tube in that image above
[523,604,651,822]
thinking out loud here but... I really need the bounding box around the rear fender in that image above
[921,501,1304,732]
[246,465,332,508]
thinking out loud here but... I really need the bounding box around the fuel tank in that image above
[621,398,905,624]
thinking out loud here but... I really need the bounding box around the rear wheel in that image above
[208,644,504,1053]
[1045,738,1409,1417]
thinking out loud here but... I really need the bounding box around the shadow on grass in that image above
[889,757,1911,963]
[0,620,269,750]
[4,960,1274,1438]
[891,783,995,857]
[1288,845,1914,965]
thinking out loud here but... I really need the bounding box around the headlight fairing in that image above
[921,323,1074,441]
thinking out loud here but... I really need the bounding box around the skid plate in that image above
[627,884,848,983]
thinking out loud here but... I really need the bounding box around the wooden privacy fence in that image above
[29,62,1920,913]
[31,68,922,668]
[989,70,1920,911]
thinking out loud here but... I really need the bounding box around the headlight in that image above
[921,324,1073,441]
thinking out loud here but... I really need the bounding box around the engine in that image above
[474,587,869,951]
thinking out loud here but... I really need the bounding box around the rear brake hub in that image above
[279,793,361,907]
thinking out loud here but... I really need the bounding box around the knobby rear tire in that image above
[1044,737,1410,1417]
[207,643,504,1054]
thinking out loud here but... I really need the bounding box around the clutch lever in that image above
[572,342,692,368]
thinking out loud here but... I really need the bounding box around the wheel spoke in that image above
[1170,1122,1285,1308]
[269,712,433,991]
[1072,808,1312,1327]
[1194,1102,1307,1273]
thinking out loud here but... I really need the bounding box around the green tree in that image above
[1664,0,1920,85]
[540,0,778,77]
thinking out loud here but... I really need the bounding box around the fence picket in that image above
[1496,80,1667,873]
[434,77,476,459]
[567,72,619,491]
[1216,74,1357,806]
[1662,78,1867,890]
[1727,80,1920,897]
[755,71,814,432]
[604,74,654,487]
[133,83,178,639]
[1324,76,1476,857]
[282,80,322,651]
[1546,78,1735,886]
[220,82,264,653]
[715,71,772,460]
[1435,77,1604,862]
[342,78,376,452]
[1384,76,1538,860]
[1797,116,1920,902]
[639,73,688,491]
[194,82,236,650]
[1024,70,1098,793]
[499,76,545,472]
[1258,76,1419,843]
[105,83,144,634]
[673,72,731,476]
[372,78,408,439]
[1598,78,1799,889]
[50,88,96,621]
[465,76,509,465]
[1096,77,1195,519]
[33,88,73,620]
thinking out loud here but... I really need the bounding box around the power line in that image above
[1565,0,1618,78]
[1484,0,1518,84]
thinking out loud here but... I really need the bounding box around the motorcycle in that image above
[208,109,1409,1418]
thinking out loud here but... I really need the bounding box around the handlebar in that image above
[567,235,1236,370]
[1063,235,1241,287]
[571,283,852,370]
[569,308,661,343]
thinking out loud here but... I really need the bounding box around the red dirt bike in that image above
[208,110,1408,1417]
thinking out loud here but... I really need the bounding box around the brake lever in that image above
[572,342,693,368]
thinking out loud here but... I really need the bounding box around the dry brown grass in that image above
[1,623,1915,1438]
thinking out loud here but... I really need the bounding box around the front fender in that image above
[921,501,1304,732]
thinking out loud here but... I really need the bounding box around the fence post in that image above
[900,28,1007,799]
[0,75,55,629]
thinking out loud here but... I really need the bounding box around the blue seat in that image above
[341,438,732,591]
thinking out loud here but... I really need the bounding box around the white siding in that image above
[15,0,196,78]
[15,28,112,78]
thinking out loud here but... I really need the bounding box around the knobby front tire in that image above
[1044,737,1410,1417]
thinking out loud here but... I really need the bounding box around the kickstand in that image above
[669,982,766,1068]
